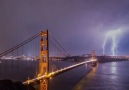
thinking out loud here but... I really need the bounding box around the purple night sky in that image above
[0,0,129,56]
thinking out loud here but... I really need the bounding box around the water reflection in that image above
[74,61,129,90]
[111,66,117,74]
[92,63,98,73]
[110,62,117,74]
[111,62,117,65]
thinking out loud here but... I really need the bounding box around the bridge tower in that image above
[40,30,49,90]
[92,50,95,63]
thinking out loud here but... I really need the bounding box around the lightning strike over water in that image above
[103,28,124,56]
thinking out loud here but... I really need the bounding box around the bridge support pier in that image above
[40,30,49,90]
[91,50,97,67]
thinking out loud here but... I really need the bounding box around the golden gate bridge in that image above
[0,30,128,90]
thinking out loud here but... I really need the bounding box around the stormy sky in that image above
[0,0,129,56]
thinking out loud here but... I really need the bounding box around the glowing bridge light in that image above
[103,28,125,56]
[23,59,97,85]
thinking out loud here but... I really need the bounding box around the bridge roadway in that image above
[23,59,97,85]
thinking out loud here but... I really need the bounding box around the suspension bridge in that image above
[0,30,127,90]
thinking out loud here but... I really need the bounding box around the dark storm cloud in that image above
[0,0,129,55]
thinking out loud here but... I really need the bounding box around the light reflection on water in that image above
[73,61,129,90]
[111,62,117,72]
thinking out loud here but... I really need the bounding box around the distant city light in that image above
[0,55,39,60]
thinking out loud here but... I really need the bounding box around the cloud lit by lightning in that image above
[103,28,124,56]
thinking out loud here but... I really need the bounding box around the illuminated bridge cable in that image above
[49,33,70,56]
[0,33,40,57]
[49,39,66,56]
[49,32,70,56]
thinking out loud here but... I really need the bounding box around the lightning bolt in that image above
[103,28,123,56]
